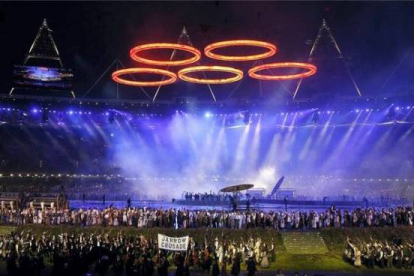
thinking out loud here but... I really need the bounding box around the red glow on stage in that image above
[178,66,243,84]
[248,62,317,80]
[112,68,177,87]
[130,43,201,66]
[204,40,277,61]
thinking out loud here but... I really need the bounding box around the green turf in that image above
[282,231,328,254]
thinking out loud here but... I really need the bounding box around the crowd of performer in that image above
[0,205,412,229]
[0,230,274,276]
[344,237,414,269]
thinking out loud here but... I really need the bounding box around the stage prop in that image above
[150,27,218,102]
[158,234,189,251]
[270,176,285,197]
[204,40,277,61]
[130,43,201,66]
[248,62,317,80]
[178,66,243,84]
[112,68,177,86]
[113,39,316,87]
[220,184,254,193]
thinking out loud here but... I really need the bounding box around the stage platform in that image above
[68,198,398,211]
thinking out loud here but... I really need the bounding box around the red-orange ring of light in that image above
[248,62,317,80]
[112,68,177,87]
[204,40,277,61]
[130,43,201,66]
[178,66,244,84]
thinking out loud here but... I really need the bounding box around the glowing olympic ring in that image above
[112,68,177,87]
[130,43,201,66]
[204,40,277,61]
[178,66,243,85]
[248,62,317,80]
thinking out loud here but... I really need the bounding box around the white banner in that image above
[158,234,189,251]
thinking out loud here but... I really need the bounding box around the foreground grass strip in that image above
[0,225,413,272]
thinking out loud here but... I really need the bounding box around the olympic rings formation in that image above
[204,40,277,61]
[248,62,317,81]
[178,66,244,84]
[130,43,201,66]
[112,68,177,87]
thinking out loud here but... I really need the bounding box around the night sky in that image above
[1,1,414,102]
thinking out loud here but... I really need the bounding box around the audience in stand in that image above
[0,205,412,229]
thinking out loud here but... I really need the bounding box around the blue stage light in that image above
[355,109,360,112]
[68,110,74,115]
[32,109,38,113]
[205,112,212,118]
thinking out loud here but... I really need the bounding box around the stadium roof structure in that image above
[24,19,63,67]
[1,2,414,104]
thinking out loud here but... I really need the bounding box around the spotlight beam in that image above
[298,127,317,161]
[321,112,362,170]
[231,124,250,173]
[249,116,262,168]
